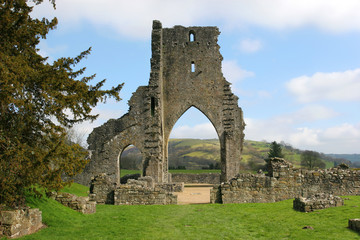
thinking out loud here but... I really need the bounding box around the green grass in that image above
[60,183,89,197]
[120,169,141,177]
[19,184,360,239]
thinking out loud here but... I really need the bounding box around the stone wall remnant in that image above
[79,20,245,187]
[49,192,96,214]
[211,158,360,204]
[0,208,43,239]
[171,173,221,184]
[293,194,344,212]
[349,219,360,232]
[89,173,116,204]
[114,177,177,205]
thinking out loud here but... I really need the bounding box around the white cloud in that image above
[238,39,262,53]
[222,60,254,84]
[286,68,360,103]
[31,0,360,39]
[288,105,338,123]
[289,127,321,147]
[322,123,360,139]
[170,123,218,139]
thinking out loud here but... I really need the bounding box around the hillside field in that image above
[121,139,338,172]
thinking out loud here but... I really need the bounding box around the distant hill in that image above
[120,139,351,171]
[326,154,360,167]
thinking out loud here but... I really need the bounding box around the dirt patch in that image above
[174,185,212,204]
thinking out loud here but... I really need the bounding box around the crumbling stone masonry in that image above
[211,158,360,204]
[49,192,96,214]
[76,20,245,187]
[89,174,179,205]
[0,208,43,239]
[293,194,344,212]
[171,173,221,184]
[114,177,177,205]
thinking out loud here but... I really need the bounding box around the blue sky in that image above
[32,0,360,154]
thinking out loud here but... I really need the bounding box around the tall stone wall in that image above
[211,158,360,204]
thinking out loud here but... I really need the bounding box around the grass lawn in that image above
[17,184,360,240]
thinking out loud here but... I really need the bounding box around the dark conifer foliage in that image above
[0,0,123,209]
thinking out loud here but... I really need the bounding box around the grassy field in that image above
[16,183,360,240]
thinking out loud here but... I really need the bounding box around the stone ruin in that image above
[49,192,96,214]
[211,158,360,204]
[72,20,245,204]
[71,21,360,207]
[0,208,43,239]
[349,219,360,233]
[89,173,181,205]
[293,193,344,212]
[78,20,245,187]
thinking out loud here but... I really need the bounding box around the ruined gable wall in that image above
[161,26,225,139]
[160,25,245,182]
[80,20,245,187]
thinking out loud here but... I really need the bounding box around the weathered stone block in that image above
[293,194,344,212]
[349,219,360,232]
[0,208,43,239]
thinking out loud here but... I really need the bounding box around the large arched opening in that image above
[167,106,220,204]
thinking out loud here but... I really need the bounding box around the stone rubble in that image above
[293,193,344,212]
[49,192,96,214]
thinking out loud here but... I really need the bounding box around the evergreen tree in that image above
[0,0,123,209]
[267,141,284,159]
[265,141,284,169]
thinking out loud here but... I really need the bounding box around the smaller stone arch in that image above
[117,144,144,184]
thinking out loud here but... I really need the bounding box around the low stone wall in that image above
[293,194,344,212]
[90,173,116,204]
[349,219,360,232]
[156,182,184,192]
[0,208,43,239]
[114,177,177,205]
[50,192,96,214]
[211,158,360,204]
[171,173,221,184]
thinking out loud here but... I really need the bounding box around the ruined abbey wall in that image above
[211,158,360,204]
[80,20,245,187]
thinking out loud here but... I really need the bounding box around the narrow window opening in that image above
[191,62,195,72]
[189,31,195,42]
[151,97,156,116]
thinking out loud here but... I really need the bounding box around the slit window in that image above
[189,31,195,42]
[191,62,195,72]
[151,97,155,116]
